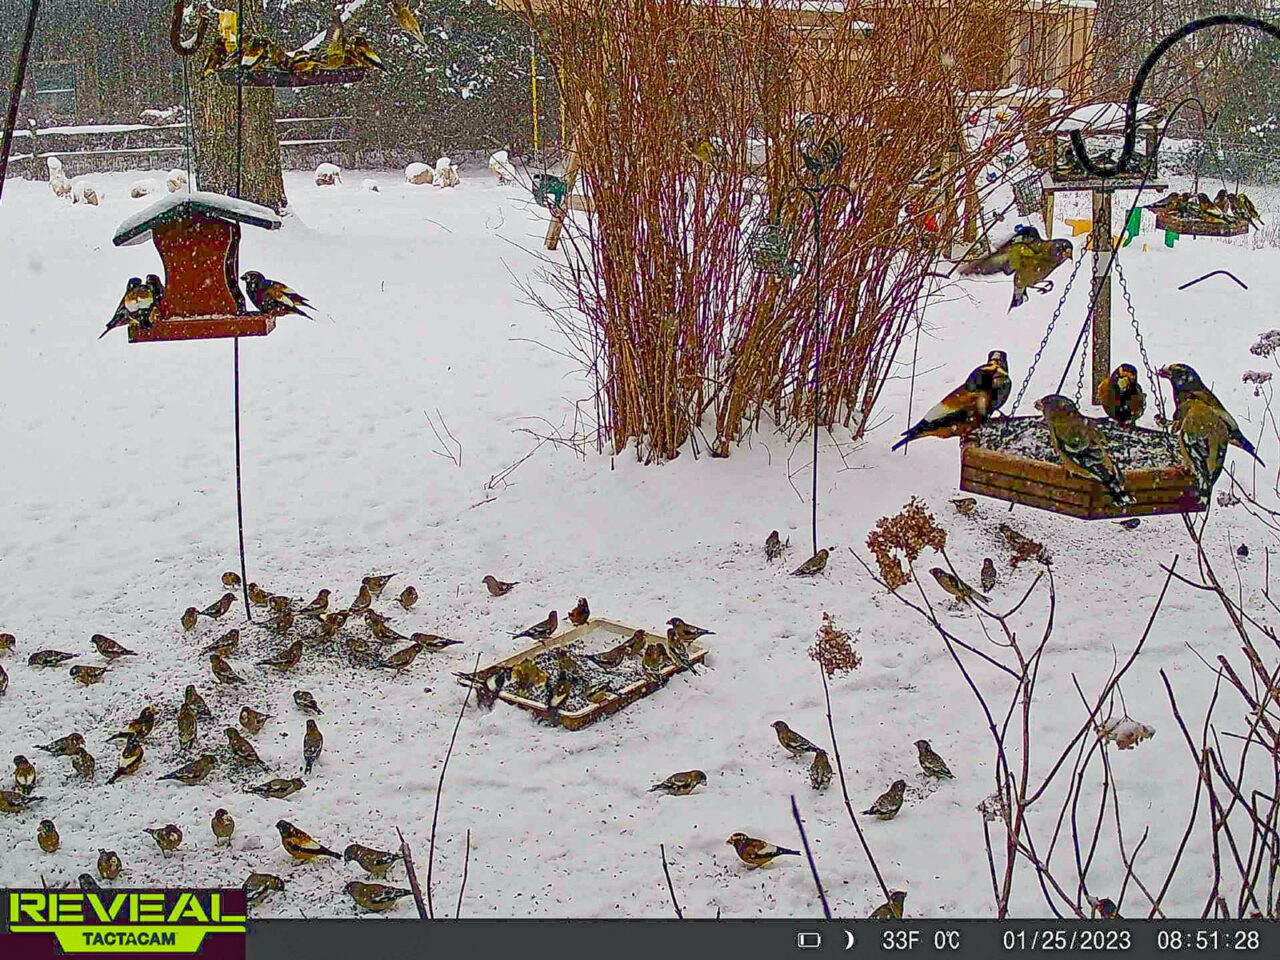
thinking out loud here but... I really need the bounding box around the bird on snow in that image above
[810,750,833,791]
[726,832,800,867]
[210,654,246,685]
[158,754,217,786]
[107,737,143,784]
[765,529,789,561]
[181,608,199,631]
[276,820,342,861]
[97,849,122,880]
[772,720,823,756]
[397,585,418,610]
[293,691,323,715]
[200,593,236,619]
[346,880,414,913]
[649,770,707,796]
[344,842,403,878]
[0,789,44,813]
[37,819,60,853]
[791,548,830,577]
[28,650,77,667]
[13,755,36,794]
[177,703,198,751]
[870,891,907,919]
[144,824,183,858]
[258,639,302,672]
[514,611,558,641]
[70,665,109,686]
[108,706,157,742]
[37,733,85,757]
[862,779,907,820]
[244,872,286,908]
[200,630,240,657]
[240,707,271,735]
[70,746,96,781]
[930,568,989,606]
[893,350,1010,450]
[980,558,997,593]
[302,720,323,775]
[915,739,955,779]
[212,808,235,847]
[484,575,518,597]
[184,684,214,721]
[91,634,137,661]
[225,728,265,767]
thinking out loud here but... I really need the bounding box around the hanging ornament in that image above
[923,212,939,232]
[1001,153,1016,167]
[986,170,999,184]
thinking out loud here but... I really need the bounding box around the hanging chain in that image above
[1010,246,1087,414]
[1073,312,1092,404]
[1114,257,1168,423]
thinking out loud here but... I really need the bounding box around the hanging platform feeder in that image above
[1153,210,1249,238]
[1050,103,1161,187]
[217,65,367,88]
[112,191,283,343]
[960,416,1203,519]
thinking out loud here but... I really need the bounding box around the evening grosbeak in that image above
[667,618,714,643]
[296,590,331,618]
[980,558,997,594]
[511,658,548,692]
[212,809,235,847]
[97,849,122,880]
[268,596,291,615]
[37,819,60,853]
[892,350,1011,450]
[200,594,236,619]
[185,685,214,722]
[665,629,700,674]
[293,690,323,715]
[862,779,907,820]
[70,747,96,781]
[222,571,242,588]
[1098,364,1146,425]
[302,720,323,775]
[70,664,109,686]
[343,842,403,878]
[0,789,43,813]
[247,583,272,607]
[515,611,558,641]
[772,720,823,757]
[641,642,672,681]
[810,750,833,791]
[391,0,428,45]
[245,777,306,800]
[790,548,830,577]
[99,277,153,339]
[378,642,423,672]
[765,530,789,561]
[726,832,800,867]
[13,755,36,794]
[483,575,517,597]
[210,654,246,684]
[915,739,955,779]
[0,632,13,653]
[144,824,183,858]
[242,271,314,317]
[258,639,302,671]
[545,674,574,712]
[346,880,414,913]
[109,706,157,742]
[951,497,977,515]
[177,704,198,751]
[930,568,989,606]
[363,573,398,597]
[1158,363,1264,466]
[158,754,217,785]
[958,235,1074,309]
[1035,395,1134,506]
[347,36,388,72]
[276,820,342,861]
[1234,193,1263,227]
[409,633,462,653]
[587,638,632,669]
[107,737,144,784]
[0,662,6,696]
[91,634,137,660]
[202,37,234,77]
[200,630,240,657]
[181,608,199,631]
[225,728,266,767]
[269,610,295,636]
[870,891,907,919]
[649,770,707,796]
[240,707,271,735]
[79,874,102,890]
[238,37,268,70]
[243,872,285,907]
[1176,398,1229,501]
[37,733,85,757]
[29,650,77,667]
[367,617,407,643]
[567,597,590,626]
[474,667,510,710]
[319,611,351,638]
[397,586,418,610]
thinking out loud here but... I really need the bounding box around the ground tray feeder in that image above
[457,618,708,731]
[960,415,1203,519]
[112,191,283,343]
[218,66,368,88]
[1153,210,1249,238]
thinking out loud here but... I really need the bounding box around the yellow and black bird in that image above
[13,755,36,794]
[200,630,240,658]
[649,770,707,796]
[240,707,271,735]
[144,824,183,858]
[951,496,977,515]
[409,633,462,653]
[210,654,246,685]
[870,891,907,919]
[790,548,830,577]
[1098,364,1146,425]
[915,739,955,779]
[37,818,60,853]
[396,585,418,610]
[107,736,143,784]
[242,270,314,318]
[97,849,122,880]
[184,684,214,722]
[567,597,590,626]
[1176,398,1229,502]
[391,0,428,45]
[244,872,285,907]
[222,571,242,588]
[37,733,85,757]
[772,720,823,757]
[347,35,388,72]
[212,809,235,848]
[665,629,700,674]
[246,777,306,800]
[667,618,714,644]
[225,728,265,767]
[70,664,109,686]
[247,583,272,607]
[483,575,517,597]
[377,641,423,673]
[362,572,398,597]
[302,720,323,775]
[0,789,43,813]
[295,590,331,618]
[200,593,236,619]
[893,350,1011,450]
[29,649,77,667]
[862,779,907,820]
[158,754,216,786]
[99,277,155,338]
[177,704,198,752]
[91,634,137,661]
[345,880,414,913]
[930,568,989,606]
[293,690,322,715]
[1158,363,1265,466]
[108,705,157,743]
[765,530,789,562]
[70,747,96,781]
[1036,394,1134,506]
[726,832,800,868]
[276,820,342,861]
[181,607,199,631]
[257,639,302,672]
[810,750,833,791]
[343,842,403,878]
[473,667,510,710]
[515,611,558,641]
[0,632,14,653]
[959,234,1074,309]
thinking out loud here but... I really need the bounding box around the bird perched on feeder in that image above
[1098,364,1146,425]
[484,575,518,597]
[345,880,414,913]
[765,530,790,561]
[70,747,95,781]
[1176,399,1229,502]
[107,737,143,784]
[391,0,427,44]
[810,750,833,791]
[863,779,908,820]
[210,654,246,685]
[240,707,271,735]
[212,809,235,847]
[588,632,642,669]
[649,770,707,796]
[13,755,36,794]
[1158,363,1264,466]
[100,277,155,338]
[258,639,302,672]
[108,706,157,743]
[567,597,590,626]
[1195,192,1231,222]
[276,820,342,861]
[344,842,403,878]
[202,36,235,77]
[0,789,43,813]
[915,739,955,779]
[201,593,236,619]
[515,611,558,641]
[893,350,1011,451]
[870,891,908,919]
[302,720,323,775]
[641,641,671,682]
[184,685,214,722]
[225,728,265,767]
[726,833,800,868]
[70,664,109,686]
[664,629,700,674]
[958,233,1073,309]
[772,720,823,757]
[91,634,137,661]
[1035,395,1134,506]
[246,777,305,800]
[980,558,997,594]
[1234,193,1263,227]
[97,849,122,880]
[930,568,988,606]
[791,548,830,577]
[144,824,183,858]
[37,733,84,757]
[293,690,323,715]
[37,819,60,853]
[241,271,314,319]
[347,35,388,72]
[158,754,217,786]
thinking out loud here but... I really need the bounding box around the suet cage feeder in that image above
[1049,105,1161,188]
[748,219,800,277]
[1012,172,1047,219]
[112,192,283,343]
[1153,210,1249,238]
[217,66,368,88]
[456,618,708,731]
[959,416,1204,520]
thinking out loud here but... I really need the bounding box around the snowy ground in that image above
[0,166,1277,919]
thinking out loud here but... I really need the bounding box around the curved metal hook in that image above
[1073,14,1280,178]
[170,0,207,57]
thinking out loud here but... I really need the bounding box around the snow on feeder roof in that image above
[1054,102,1157,133]
[113,191,281,247]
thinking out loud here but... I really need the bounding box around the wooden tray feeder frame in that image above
[1154,210,1249,238]
[456,618,708,731]
[111,192,284,343]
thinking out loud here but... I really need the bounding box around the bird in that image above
[408,633,462,653]
[1196,191,1230,221]
[367,617,408,643]
[0,632,13,653]
[79,874,102,891]
[318,611,351,638]
[210,654,246,685]
[790,548,830,577]
[483,575,517,597]
[869,891,907,919]
[474,667,510,710]
[184,685,214,722]
[958,235,1074,309]
[1158,363,1264,466]
[302,720,323,775]
[649,770,707,796]
[1035,395,1134,506]
[586,637,634,669]
[70,665,109,686]
[70,747,96,781]
[359,573,396,598]
[391,0,427,44]
[396,586,418,610]
[238,37,268,70]
[37,733,85,757]
[544,674,574,714]
[951,497,978,515]
[200,630,240,657]
[515,611,558,641]
[0,789,44,813]
[667,618,714,643]
[772,720,823,756]
[930,568,989,605]
[377,641,423,672]
[240,707,271,735]
[286,51,320,78]
[1176,398,1229,501]
[296,590,331,618]
[810,750,833,791]
[340,586,371,618]
[242,780,305,808]
[200,593,236,619]
[181,608,199,631]
[244,872,286,908]
[37,819,60,853]
[1235,193,1262,227]
[343,842,403,878]
[202,37,235,77]
[1115,518,1142,530]
[91,634,137,660]
[158,754,216,785]
[268,609,295,636]
[915,739,955,779]
[97,849,122,881]
[863,779,907,820]
[0,663,6,697]
[242,270,316,319]
[726,832,800,867]
[567,597,590,626]
[107,737,143,784]
[247,583,272,607]
[28,650,77,667]
[1098,364,1146,425]
[268,595,292,616]
[892,350,1011,450]
[641,642,672,681]
[276,820,341,861]
[665,630,700,674]
[765,530,790,561]
[347,35,387,72]
[13,755,36,794]
[1088,895,1121,919]
[294,691,323,715]
[222,571,242,588]
[212,809,235,848]
[345,880,414,913]
[980,558,997,594]
[225,728,265,767]
[99,277,155,338]
[257,639,302,672]
[144,824,183,858]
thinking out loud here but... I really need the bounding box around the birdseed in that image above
[969,416,1181,472]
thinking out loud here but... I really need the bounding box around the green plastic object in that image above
[1164,229,1179,248]
[532,174,568,209]
[1122,207,1142,247]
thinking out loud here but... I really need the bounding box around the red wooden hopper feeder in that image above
[112,192,283,343]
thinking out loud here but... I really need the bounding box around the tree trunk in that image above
[191,2,286,210]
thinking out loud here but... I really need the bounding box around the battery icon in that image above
[797,931,822,949]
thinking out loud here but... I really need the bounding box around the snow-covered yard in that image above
[0,166,1276,918]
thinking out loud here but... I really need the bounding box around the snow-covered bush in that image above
[314,163,342,186]
[435,157,460,188]
[405,162,434,185]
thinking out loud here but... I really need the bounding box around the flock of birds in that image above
[1145,189,1263,230]
[199,8,395,81]
[100,271,314,339]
